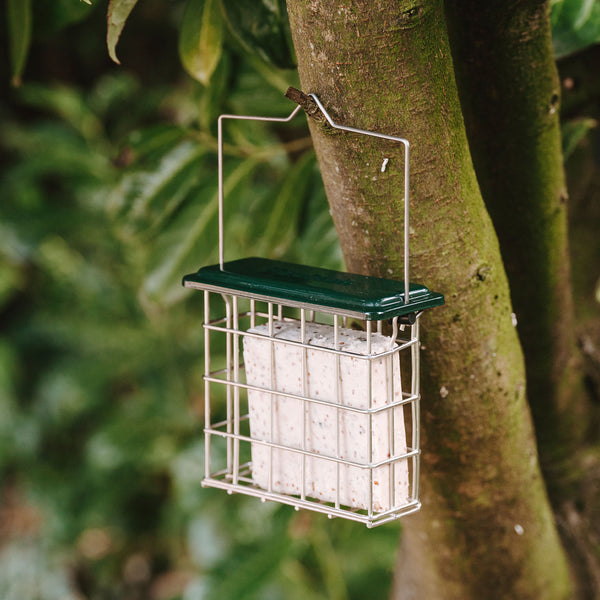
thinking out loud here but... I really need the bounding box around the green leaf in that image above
[0,339,20,468]
[108,139,205,232]
[0,260,24,312]
[221,0,296,69]
[143,157,260,304]
[18,83,105,142]
[179,0,224,86]
[551,0,600,58]
[106,0,139,64]
[197,50,232,130]
[124,124,187,164]
[7,0,32,86]
[208,519,292,600]
[1,120,112,188]
[561,117,598,159]
[253,151,317,259]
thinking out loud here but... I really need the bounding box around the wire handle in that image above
[217,94,411,304]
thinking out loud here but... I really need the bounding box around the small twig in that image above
[285,87,335,132]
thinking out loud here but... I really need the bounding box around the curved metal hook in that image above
[217,94,411,305]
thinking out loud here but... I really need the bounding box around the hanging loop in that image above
[217,94,411,304]
[217,105,303,270]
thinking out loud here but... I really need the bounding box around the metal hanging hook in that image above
[217,93,411,304]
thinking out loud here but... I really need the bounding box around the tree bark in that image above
[443,0,588,491]
[285,1,573,598]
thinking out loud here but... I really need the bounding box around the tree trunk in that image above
[443,0,588,494]
[285,1,573,598]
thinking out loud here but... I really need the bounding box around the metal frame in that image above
[202,292,423,527]
[193,95,426,527]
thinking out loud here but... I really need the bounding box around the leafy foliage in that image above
[220,0,296,70]
[561,116,598,158]
[0,3,349,597]
[552,0,600,58]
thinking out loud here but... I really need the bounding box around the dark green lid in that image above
[183,257,444,320]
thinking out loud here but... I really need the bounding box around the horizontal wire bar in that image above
[190,281,411,320]
[204,427,419,468]
[210,414,250,429]
[204,323,417,358]
[206,310,286,326]
[201,476,421,526]
[210,462,253,479]
[204,375,419,414]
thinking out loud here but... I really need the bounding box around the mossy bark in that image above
[285,1,573,598]
[443,0,587,488]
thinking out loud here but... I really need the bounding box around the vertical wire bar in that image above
[334,315,341,509]
[268,302,274,493]
[301,309,307,501]
[217,117,225,270]
[411,319,421,501]
[224,295,233,476]
[278,304,283,321]
[250,299,256,329]
[377,320,383,334]
[388,318,398,509]
[366,320,373,516]
[391,317,399,346]
[404,143,410,304]
[232,296,240,485]
[204,291,211,478]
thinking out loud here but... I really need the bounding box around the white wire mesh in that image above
[201,292,422,527]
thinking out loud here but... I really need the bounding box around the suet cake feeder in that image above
[183,95,444,527]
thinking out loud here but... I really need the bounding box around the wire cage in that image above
[183,95,444,527]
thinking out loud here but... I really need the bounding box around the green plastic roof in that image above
[182,257,444,320]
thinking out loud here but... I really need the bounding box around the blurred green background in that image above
[0,0,598,598]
